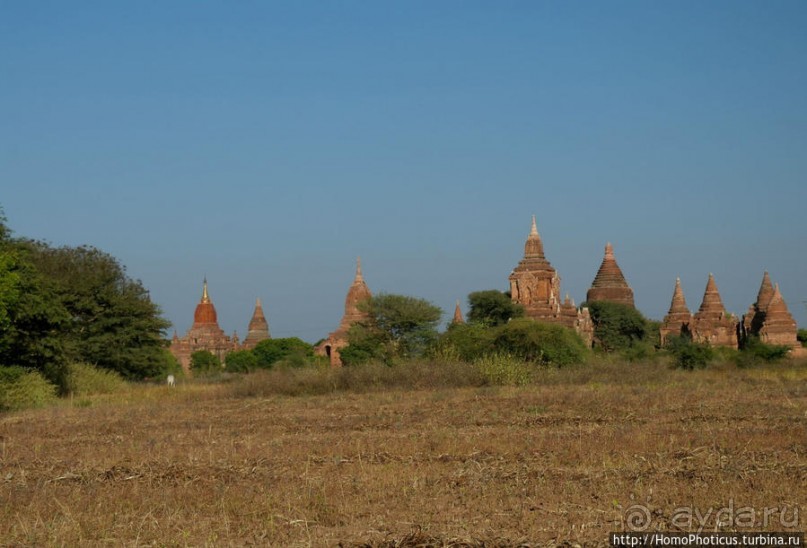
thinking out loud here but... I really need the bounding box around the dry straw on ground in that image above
[1,359,805,546]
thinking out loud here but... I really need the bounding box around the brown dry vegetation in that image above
[1,360,806,547]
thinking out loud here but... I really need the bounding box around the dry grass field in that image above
[1,360,805,546]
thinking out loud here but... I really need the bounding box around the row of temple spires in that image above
[169,216,801,370]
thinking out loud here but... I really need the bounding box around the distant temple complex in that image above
[660,271,799,350]
[170,217,801,371]
[314,258,372,366]
[169,279,270,372]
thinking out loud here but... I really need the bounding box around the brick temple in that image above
[169,279,270,372]
[315,258,372,366]
[508,216,594,346]
[586,242,635,308]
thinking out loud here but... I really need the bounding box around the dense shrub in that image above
[475,352,532,386]
[585,301,649,352]
[252,338,314,369]
[797,329,807,348]
[190,350,221,375]
[665,335,713,370]
[467,290,524,326]
[433,322,494,362]
[735,337,790,368]
[64,362,128,396]
[225,349,258,373]
[491,318,588,367]
[0,366,58,411]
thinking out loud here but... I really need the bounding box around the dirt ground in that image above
[1,362,805,546]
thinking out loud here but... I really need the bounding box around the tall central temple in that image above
[509,216,593,346]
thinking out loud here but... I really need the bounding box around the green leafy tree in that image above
[0,239,69,386]
[491,318,588,367]
[585,301,649,352]
[434,322,494,362]
[342,294,442,365]
[665,334,713,370]
[798,329,807,348]
[252,338,313,369]
[190,350,221,374]
[21,242,171,379]
[225,349,258,373]
[467,290,524,326]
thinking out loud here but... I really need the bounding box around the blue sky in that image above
[2,1,806,341]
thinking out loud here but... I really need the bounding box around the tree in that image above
[585,301,649,352]
[665,334,713,370]
[467,290,524,326]
[0,238,69,386]
[434,322,494,362]
[190,350,220,374]
[21,242,171,379]
[342,294,442,365]
[798,329,807,348]
[252,338,313,368]
[491,318,588,367]
[225,349,258,373]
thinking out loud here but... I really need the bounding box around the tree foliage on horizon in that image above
[0,209,172,388]
[341,293,442,365]
[467,290,524,327]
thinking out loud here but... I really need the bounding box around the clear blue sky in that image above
[3,1,806,341]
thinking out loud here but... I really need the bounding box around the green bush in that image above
[190,350,221,375]
[64,363,128,396]
[475,353,532,386]
[665,335,713,370]
[0,366,58,411]
[585,301,650,352]
[735,337,790,368]
[225,349,258,373]
[253,338,314,369]
[491,318,588,367]
[797,329,807,348]
[433,322,494,362]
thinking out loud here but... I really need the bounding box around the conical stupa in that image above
[586,242,635,308]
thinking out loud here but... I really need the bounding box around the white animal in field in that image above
[167,374,175,387]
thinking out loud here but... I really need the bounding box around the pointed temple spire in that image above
[452,300,465,324]
[586,242,635,307]
[692,273,737,347]
[523,215,546,259]
[696,273,727,316]
[668,277,689,315]
[755,271,775,311]
[659,277,693,345]
[758,283,799,348]
[242,297,271,349]
[193,278,219,325]
[315,259,374,366]
[201,277,210,304]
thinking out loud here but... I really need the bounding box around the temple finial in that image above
[530,215,538,236]
[201,277,210,303]
[355,256,363,281]
[256,297,262,307]
[605,242,614,258]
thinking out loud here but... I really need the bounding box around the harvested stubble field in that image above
[1,360,806,547]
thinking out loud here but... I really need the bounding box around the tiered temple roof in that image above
[452,300,465,325]
[242,298,271,349]
[758,283,799,348]
[586,243,635,308]
[691,274,737,347]
[509,216,593,346]
[659,277,692,345]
